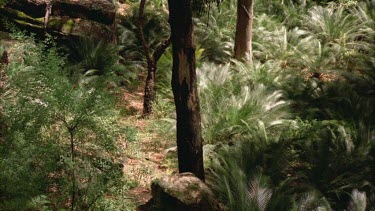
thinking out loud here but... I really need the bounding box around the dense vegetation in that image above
[1,0,375,210]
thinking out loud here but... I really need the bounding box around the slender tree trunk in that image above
[0,51,8,144]
[138,0,171,117]
[44,0,53,28]
[142,37,171,116]
[138,0,156,116]
[167,0,205,180]
[234,0,254,63]
[142,61,156,116]
[69,130,76,211]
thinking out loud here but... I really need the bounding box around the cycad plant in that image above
[70,37,118,74]
[198,62,290,143]
[199,1,375,210]
[350,2,375,73]
[252,12,363,73]
[253,23,318,69]
[208,134,332,211]
[194,4,236,63]
[303,5,363,46]
[209,119,375,210]
[301,4,373,71]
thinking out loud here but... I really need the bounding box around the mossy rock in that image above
[5,0,115,24]
[138,173,225,211]
[0,7,112,40]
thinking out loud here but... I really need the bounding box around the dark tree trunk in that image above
[167,0,205,180]
[138,0,155,117]
[234,0,254,63]
[138,0,170,117]
[142,38,171,116]
[0,51,8,144]
[142,61,156,116]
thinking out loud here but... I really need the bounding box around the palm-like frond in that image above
[203,2,375,211]
[209,139,289,211]
[69,37,118,75]
[195,6,236,63]
[198,62,290,143]
[297,192,332,211]
[246,174,273,211]
[303,6,363,45]
[301,5,373,71]
[254,24,320,68]
[350,2,375,37]
[347,189,367,211]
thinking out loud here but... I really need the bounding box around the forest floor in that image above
[118,84,177,206]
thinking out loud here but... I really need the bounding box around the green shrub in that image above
[0,33,127,210]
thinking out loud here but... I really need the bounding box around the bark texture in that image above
[0,51,8,144]
[167,0,204,180]
[137,0,170,117]
[141,38,171,117]
[234,0,254,63]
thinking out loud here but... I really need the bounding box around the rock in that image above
[164,146,177,157]
[137,172,224,211]
[5,0,115,24]
[0,0,115,40]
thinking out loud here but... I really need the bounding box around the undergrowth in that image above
[0,31,136,210]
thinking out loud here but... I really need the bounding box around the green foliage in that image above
[195,5,235,63]
[202,2,375,209]
[192,0,221,15]
[0,0,7,7]
[2,0,375,210]
[70,37,118,74]
[119,4,169,53]
[0,44,5,56]
[155,47,173,99]
[0,33,128,209]
[88,178,137,211]
[66,36,125,88]
[199,62,290,143]
[303,6,363,45]
[209,119,375,210]
[64,35,138,90]
[116,3,170,89]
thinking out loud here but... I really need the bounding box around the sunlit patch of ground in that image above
[117,84,177,205]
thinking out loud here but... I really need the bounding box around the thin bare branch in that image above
[154,37,171,62]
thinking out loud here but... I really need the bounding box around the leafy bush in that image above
[0,33,127,209]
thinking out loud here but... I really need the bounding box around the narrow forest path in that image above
[118,85,177,206]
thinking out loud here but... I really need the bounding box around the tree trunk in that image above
[167,0,205,181]
[234,0,254,63]
[142,61,156,116]
[138,0,170,117]
[0,51,8,144]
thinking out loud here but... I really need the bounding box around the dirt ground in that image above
[119,86,177,206]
